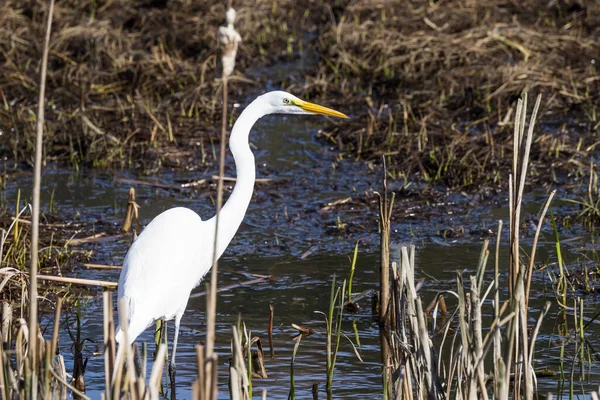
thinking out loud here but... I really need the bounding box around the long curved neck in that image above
[207,98,268,259]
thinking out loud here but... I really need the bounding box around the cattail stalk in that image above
[205,5,242,398]
[29,1,55,393]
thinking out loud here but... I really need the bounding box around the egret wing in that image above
[117,207,209,340]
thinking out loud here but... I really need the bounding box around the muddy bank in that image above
[302,0,600,188]
[2,1,598,190]
[0,0,317,169]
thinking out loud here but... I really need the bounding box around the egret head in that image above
[260,91,348,119]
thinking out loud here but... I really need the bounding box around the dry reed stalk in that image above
[149,344,167,398]
[0,302,11,400]
[29,1,55,390]
[103,291,115,398]
[230,325,250,400]
[205,49,229,348]
[507,94,542,400]
[189,276,271,299]
[0,299,96,399]
[209,175,276,183]
[1,302,12,345]
[83,263,122,270]
[0,344,6,400]
[493,219,503,398]
[384,92,550,397]
[469,275,488,399]
[268,304,274,359]
[115,178,184,191]
[204,6,242,398]
[65,233,127,246]
[113,301,129,395]
[122,187,140,233]
[390,245,445,399]
[36,274,118,288]
[377,158,395,398]
[49,297,62,362]
[195,345,206,397]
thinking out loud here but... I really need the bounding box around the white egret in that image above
[115,90,347,381]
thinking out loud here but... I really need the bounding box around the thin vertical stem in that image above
[206,76,228,399]
[29,0,55,389]
[378,157,394,398]
[493,220,502,399]
[268,305,274,359]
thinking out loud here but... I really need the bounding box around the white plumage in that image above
[114,91,347,381]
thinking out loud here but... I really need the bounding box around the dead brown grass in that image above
[0,209,106,306]
[0,0,311,169]
[2,0,598,188]
[303,0,600,188]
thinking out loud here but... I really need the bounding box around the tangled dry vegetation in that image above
[305,0,600,188]
[0,207,96,305]
[1,0,599,188]
[0,0,312,170]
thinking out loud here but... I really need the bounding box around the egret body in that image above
[115,91,347,379]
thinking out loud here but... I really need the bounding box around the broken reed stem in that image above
[0,270,117,288]
[29,0,55,384]
[49,368,91,399]
[149,344,167,397]
[83,263,122,270]
[122,187,140,233]
[230,325,250,400]
[268,305,274,359]
[37,274,118,288]
[50,297,62,360]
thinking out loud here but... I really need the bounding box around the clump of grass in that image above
[0,292,168,399]
[385,242,552,398]
[288,328,303,400]
[0,205,93,308]
[312,273,362,400]
[229,317,268,399]
[374,93,600,398]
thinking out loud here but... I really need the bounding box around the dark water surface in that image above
[5,105,600,399]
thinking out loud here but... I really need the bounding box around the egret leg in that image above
[168,314,182,390]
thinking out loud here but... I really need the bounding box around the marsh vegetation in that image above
[1,0,600,399]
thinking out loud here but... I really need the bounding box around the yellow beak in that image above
[294,99,349,119]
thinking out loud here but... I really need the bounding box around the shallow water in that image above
[5,96,600,399]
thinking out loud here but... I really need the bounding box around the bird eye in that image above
[283,98,291,105]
